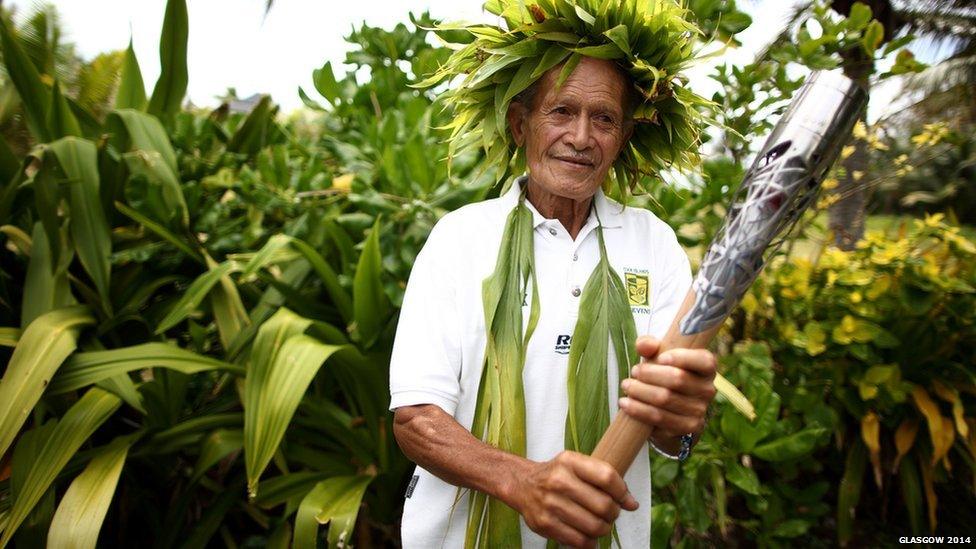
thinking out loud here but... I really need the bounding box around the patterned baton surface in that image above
[680,70,868,336]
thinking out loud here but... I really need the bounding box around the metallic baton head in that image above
[679,70,868,336]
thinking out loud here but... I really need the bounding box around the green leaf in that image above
[113,201,200,261]
[351,220,391,348]
[313,61,341,105]
[0,327,21,347]
[47,138,112,308]
[47,81,83,139]
[725,461,760,495]
[846,2,872,30]
[861,20,884,55]
[0,306,94,459]
[204,253,250,351]
[116,39,148,110]
[22,222,75,328]
[227,95,276,156]
[47,435,135,549]
[294,476,373,549]
[898,455,924,534]
[155,260,241,334]
[752,427,828,461]
[0,387,122,547]
[0,15,52,141]
[244,309,343,496]
[837,440,868,544]
[603,25,631,57]
[771,519,811,538]
[49,342,241,395]
[148,0,189,118]
[190,429,243,483]
[650,503,676,549]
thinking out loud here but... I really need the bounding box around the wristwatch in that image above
[650,433,695,462]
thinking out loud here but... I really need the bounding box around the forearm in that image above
[393,403,530,506]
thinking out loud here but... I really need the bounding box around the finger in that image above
[618,397,705,434]
[634,336,661,361]
[536,514,597,549]
[620,378,708,418]
[550,497,613,540]
[567,455,638,510]
[630,364,717,398]
[656,349,717,377]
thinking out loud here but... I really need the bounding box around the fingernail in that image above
[630,365,639,377]
[621,379,632,392]
[658,352,673,364]
[618,397,630,408]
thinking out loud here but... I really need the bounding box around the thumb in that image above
[634,336,661,361]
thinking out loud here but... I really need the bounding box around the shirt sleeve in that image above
[647,224,693,338]
[388,219,464,416]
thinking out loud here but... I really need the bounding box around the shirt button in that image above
[548,228,557,236]
[571,287,581,297]
[572,253,578,261]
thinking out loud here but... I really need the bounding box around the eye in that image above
[551,106,570,116]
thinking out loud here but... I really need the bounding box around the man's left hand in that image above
[618,336,717,442]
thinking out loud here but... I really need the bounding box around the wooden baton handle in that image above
[591,289,723,475]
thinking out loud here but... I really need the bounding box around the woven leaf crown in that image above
[420,0,715,192]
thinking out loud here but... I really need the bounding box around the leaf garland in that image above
[420,0,715,193]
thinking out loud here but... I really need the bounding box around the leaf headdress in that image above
[419,0,715,193]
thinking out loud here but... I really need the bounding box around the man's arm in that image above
[393,404,638,549]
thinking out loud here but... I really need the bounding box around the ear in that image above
[507,102,528,147]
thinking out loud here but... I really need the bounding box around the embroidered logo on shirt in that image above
[554,334,571,355]
[405,474,419,498]
[625,270,650,305]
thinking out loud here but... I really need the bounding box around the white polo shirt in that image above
[389,177,692,548]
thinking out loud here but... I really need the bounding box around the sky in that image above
[8,0,909,121]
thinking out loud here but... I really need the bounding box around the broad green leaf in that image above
[351,220,391,348]
[96,373,147,415]
[898,455,924,534]
[312,61,341,105]
[116,39,148,110]
[227,95,275,156]
[22,222,76,329]
[0,327,20,347]
[604,25,631,57]
[155,261,241,334]
[0,306,93,458]
[861,20,884,55]
[122,150,189,227]
[294,476,373,549]
[837,440,867,544]
[650,503,676,549]
[48,342,241,395]
[47,81,82,139]
[47,138,112,307]
[253,472,332,509]
[190,429,243,483]
[204,253,250,350]
[725,461,760,495]
[244,309,343,496]
[148,0,189,118]
[0,15,51,141]
[846,2,872,30]
[46,435,135,549]
[752,427,828,461]
[0,387,121,547]
[113,201,200,261]
[108,110,178,171]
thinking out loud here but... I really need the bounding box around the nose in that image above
[567,115,591,150]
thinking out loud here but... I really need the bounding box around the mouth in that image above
[552,155,595,169]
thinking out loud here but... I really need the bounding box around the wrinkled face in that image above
[508,56,632,201]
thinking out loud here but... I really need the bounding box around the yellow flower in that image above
[840,146,855,159]
[865,275,891,300]
[923,212,945,228]
[852,171,864,181]
[822,177,839,190]
[850,291,863,303]
[821,248,850,269]
[331,173,354,192]
[852,121,868,139]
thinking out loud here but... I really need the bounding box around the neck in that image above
[524,178,593,240]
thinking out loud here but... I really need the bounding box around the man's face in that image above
[509,57,632,201]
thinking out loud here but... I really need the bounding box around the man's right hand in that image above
[508,450,639,548]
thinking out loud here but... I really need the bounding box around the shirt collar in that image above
[502,175,625,229]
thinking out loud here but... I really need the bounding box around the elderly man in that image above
[390,2,718,547]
